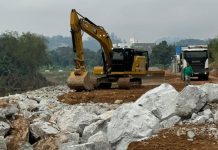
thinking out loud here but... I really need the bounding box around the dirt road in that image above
[58,73,218,105]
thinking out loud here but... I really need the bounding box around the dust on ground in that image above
[58,72,218,105]
[128,124,218,150]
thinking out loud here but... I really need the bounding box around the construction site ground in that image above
[58,71,218,105]
[128,124,218,150]
[57,71,218,150]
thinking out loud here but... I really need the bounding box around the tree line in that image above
[208,37,218,67]
[0,32,50,94]
[1,31,218,95]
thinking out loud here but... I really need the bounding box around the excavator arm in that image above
[67,9,113,91]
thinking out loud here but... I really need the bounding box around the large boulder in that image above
[198,83,218,102]
[30,121,59,139]
[16,95,39,112]
[0,103,18,117]
[107,103,159,150]
[107,84,179,150]
[88,131,111,150]
[135,83,179,120]
[51,106,99,134]
[176,85,208,117]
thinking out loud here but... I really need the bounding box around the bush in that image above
[0,31,50,93]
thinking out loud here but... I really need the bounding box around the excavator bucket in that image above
[67,71,94,91]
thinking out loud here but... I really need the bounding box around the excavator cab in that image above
[111,48,134,72]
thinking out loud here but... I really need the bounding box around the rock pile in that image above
[0,83,218,150]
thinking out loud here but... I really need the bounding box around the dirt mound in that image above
[128,124,218,150]
[58,85,157,105]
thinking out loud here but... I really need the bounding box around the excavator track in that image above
[117,77,130,89]
[117,77,142,89]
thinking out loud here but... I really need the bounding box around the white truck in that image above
[180,45,209,80]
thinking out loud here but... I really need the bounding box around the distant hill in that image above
[46,35,71,50]
[46,33,122,52]
[156,37,183,45]
[175,39,208,47]
[156,37,208,46]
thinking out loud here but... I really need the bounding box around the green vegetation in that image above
[175,39,208,47]
[48,47,102,70]
[208,38,218,68]
[150,41,175,68]
[0,31,50,95]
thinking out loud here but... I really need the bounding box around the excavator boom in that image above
[67,9,113,91]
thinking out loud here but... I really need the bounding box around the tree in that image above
[208,38,218,66]
[150,41,175,68]
[0,31,50,92]
[48,47,102,70]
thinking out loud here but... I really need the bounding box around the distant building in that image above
[131,42,156,54]
[113,43,130,48]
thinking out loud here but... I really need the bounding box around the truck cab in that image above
[180,45,209,80]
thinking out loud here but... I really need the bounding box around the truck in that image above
[180,45,209,80]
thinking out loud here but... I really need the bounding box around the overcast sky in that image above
[0,0,218,42]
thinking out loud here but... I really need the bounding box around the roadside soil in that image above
[58,71,218,105]
[128,124,218,150]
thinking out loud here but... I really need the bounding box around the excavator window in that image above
[111,48,134,72]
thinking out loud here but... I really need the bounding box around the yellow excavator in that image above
[67,9,149,91]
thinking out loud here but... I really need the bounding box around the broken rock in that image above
[88,131,111,150]
[187,130,195,141]
[199,83,218,102]
[0,121,10,136]
[213,111,218,124]
[57,132,79,145]
[52,106,98,133]
[0,136,7,150]
[0,103,18,117]
[107,103,159,150]
[176,85,208,117]
[60,142,95,150]
[192,115,207,124]
[160,115,181,129]
[135,83,179,120]
[30,121,59,139]
[82,120,106,142]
